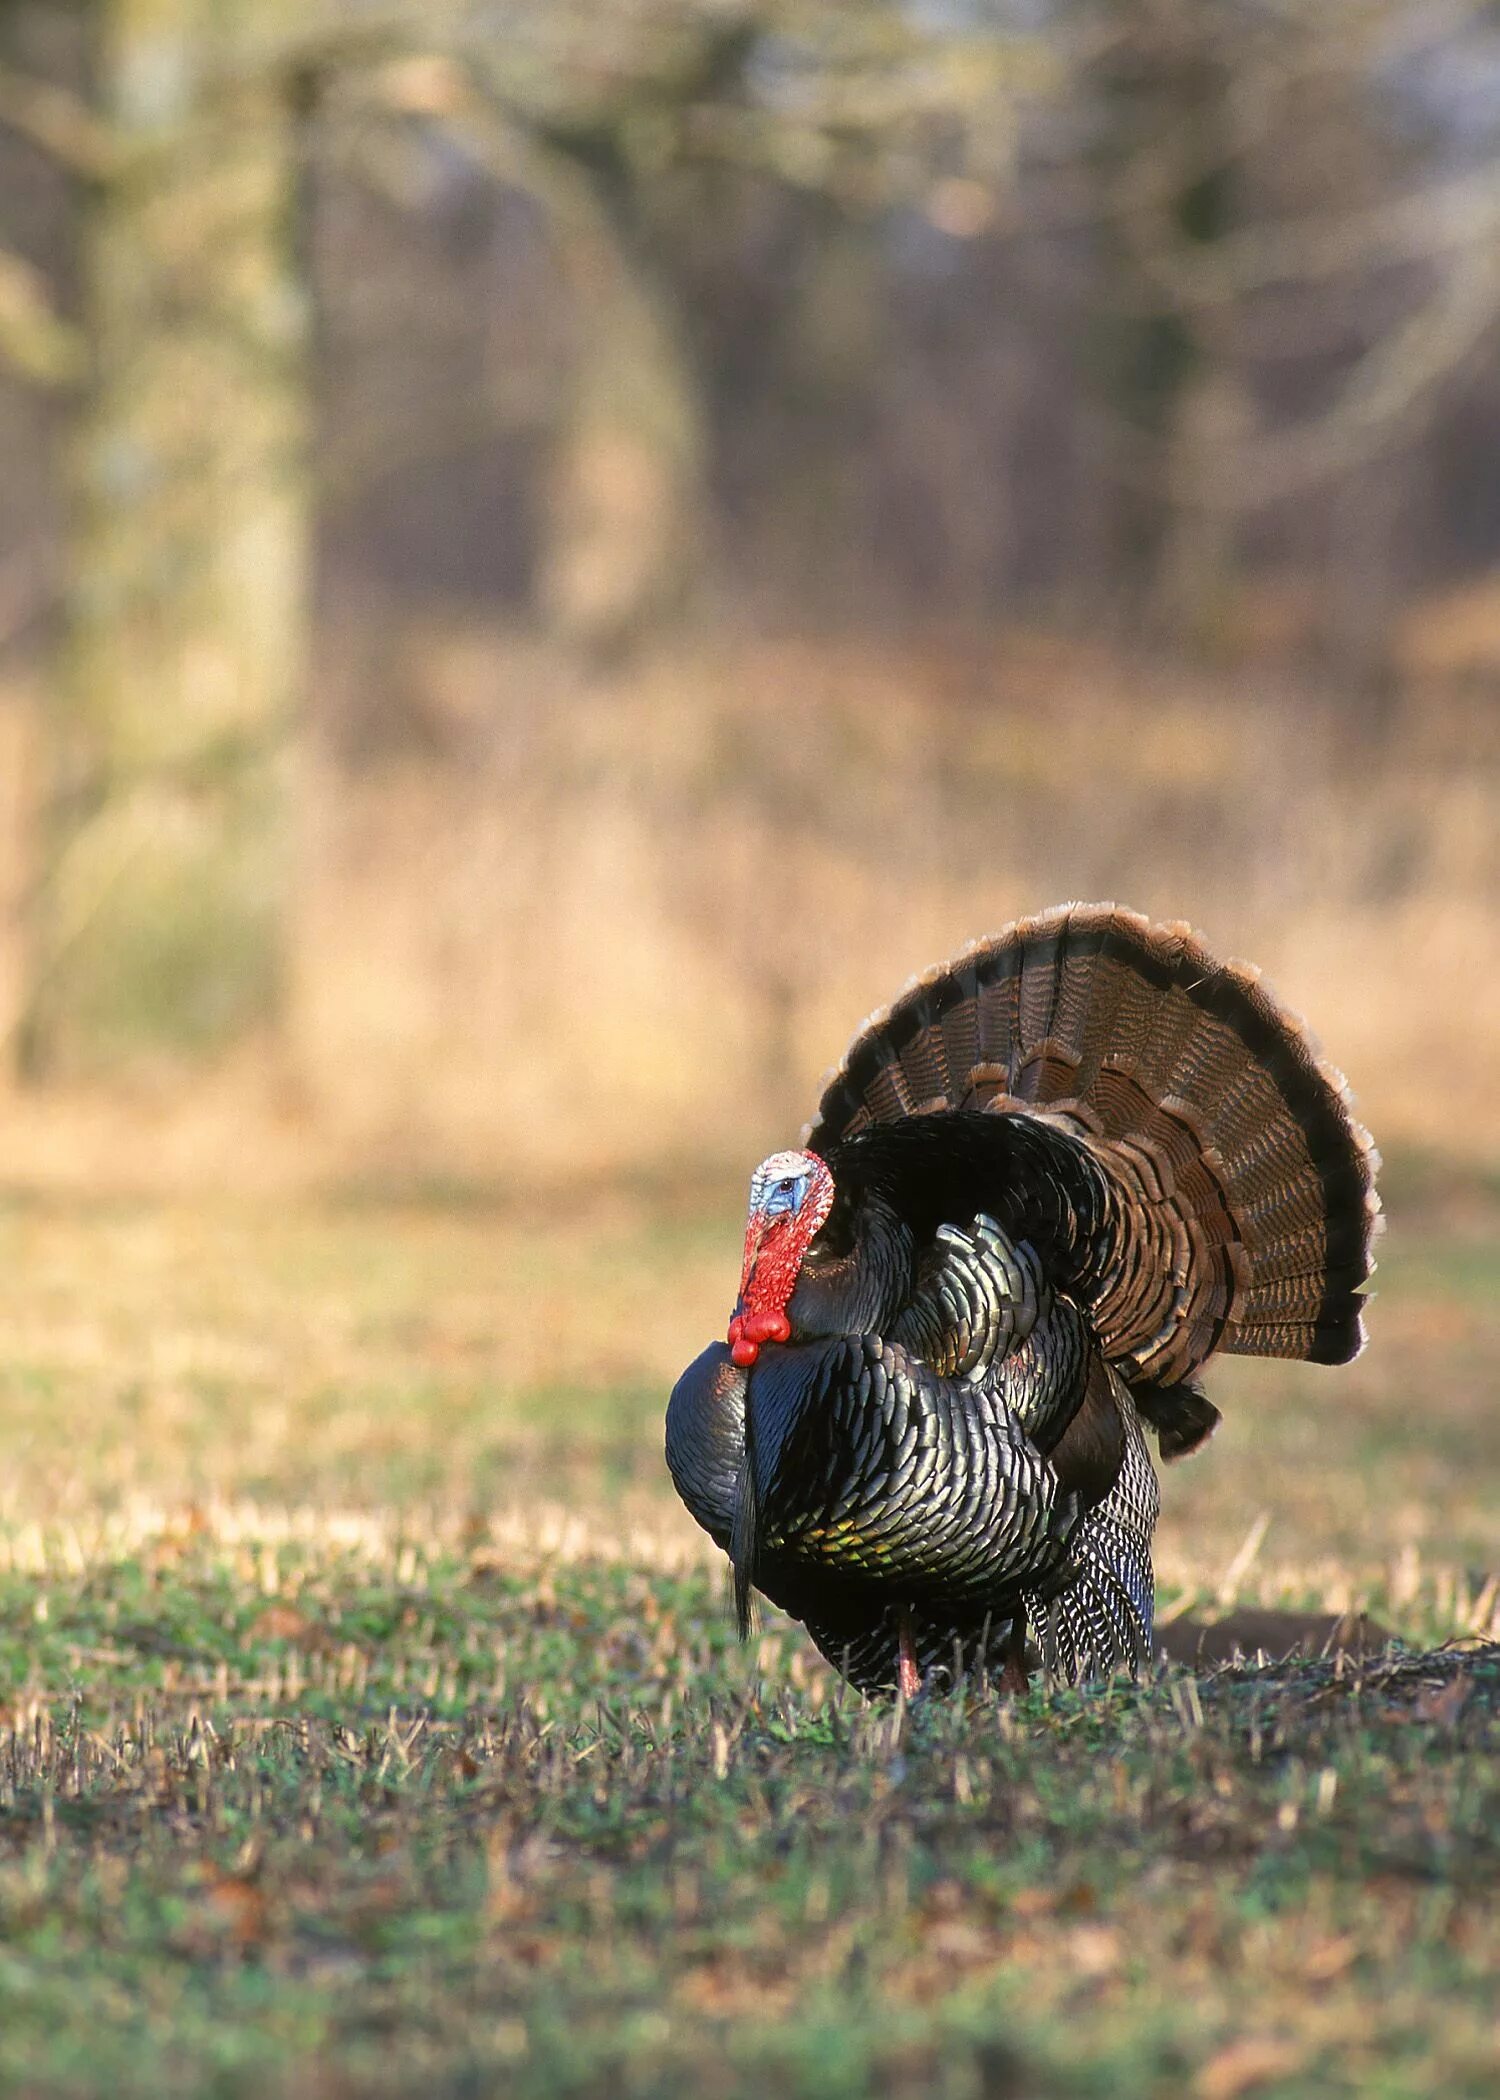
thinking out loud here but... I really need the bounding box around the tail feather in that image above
[806,903,1380,1385]
[1134,1376,1222,1462]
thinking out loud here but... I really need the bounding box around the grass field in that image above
[0,1174,1496,2098]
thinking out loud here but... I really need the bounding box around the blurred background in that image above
[1,32,1497,2086]
[0,0,1497,1193]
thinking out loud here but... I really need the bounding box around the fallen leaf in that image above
[1414,1675,1471,1729]
[1196,2038,1303,2100]
[923,1917,1000,1967]
[247,1604,317,1645]
[675,1961,796,2017]
[1065,1924,1121,1977]
[1303,1933,1359,1982]
[199,1871,269,1949]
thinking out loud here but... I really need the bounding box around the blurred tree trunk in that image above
[22,0,310,1077]
[1089,10,1240,645]
[526,140,704,657]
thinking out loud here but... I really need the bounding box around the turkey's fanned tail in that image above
[806,903,1380,1389]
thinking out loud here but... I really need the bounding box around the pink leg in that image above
[897,1607,922,1700]
[998,1615,1031,1696]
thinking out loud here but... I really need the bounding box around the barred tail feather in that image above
[806,903,1380,1387]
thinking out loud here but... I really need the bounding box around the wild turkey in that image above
[666,904,1380,1697]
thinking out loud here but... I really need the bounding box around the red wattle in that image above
[728,1307,791,1368]
[725,1154,834,1366]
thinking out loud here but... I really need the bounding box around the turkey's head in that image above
[728,1150,835,1366]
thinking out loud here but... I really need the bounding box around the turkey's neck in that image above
[785,1191,912,1340]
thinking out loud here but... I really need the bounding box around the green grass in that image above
[0,1185,1495,2098]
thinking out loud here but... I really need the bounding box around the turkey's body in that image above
[666,905,1379,1695]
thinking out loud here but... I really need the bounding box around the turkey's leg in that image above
[896,1606,922,1701]
[999,1614,1031,1697]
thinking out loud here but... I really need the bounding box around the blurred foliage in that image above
[0,0,1497,1118]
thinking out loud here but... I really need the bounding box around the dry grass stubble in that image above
[0,1184,1493,2096]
